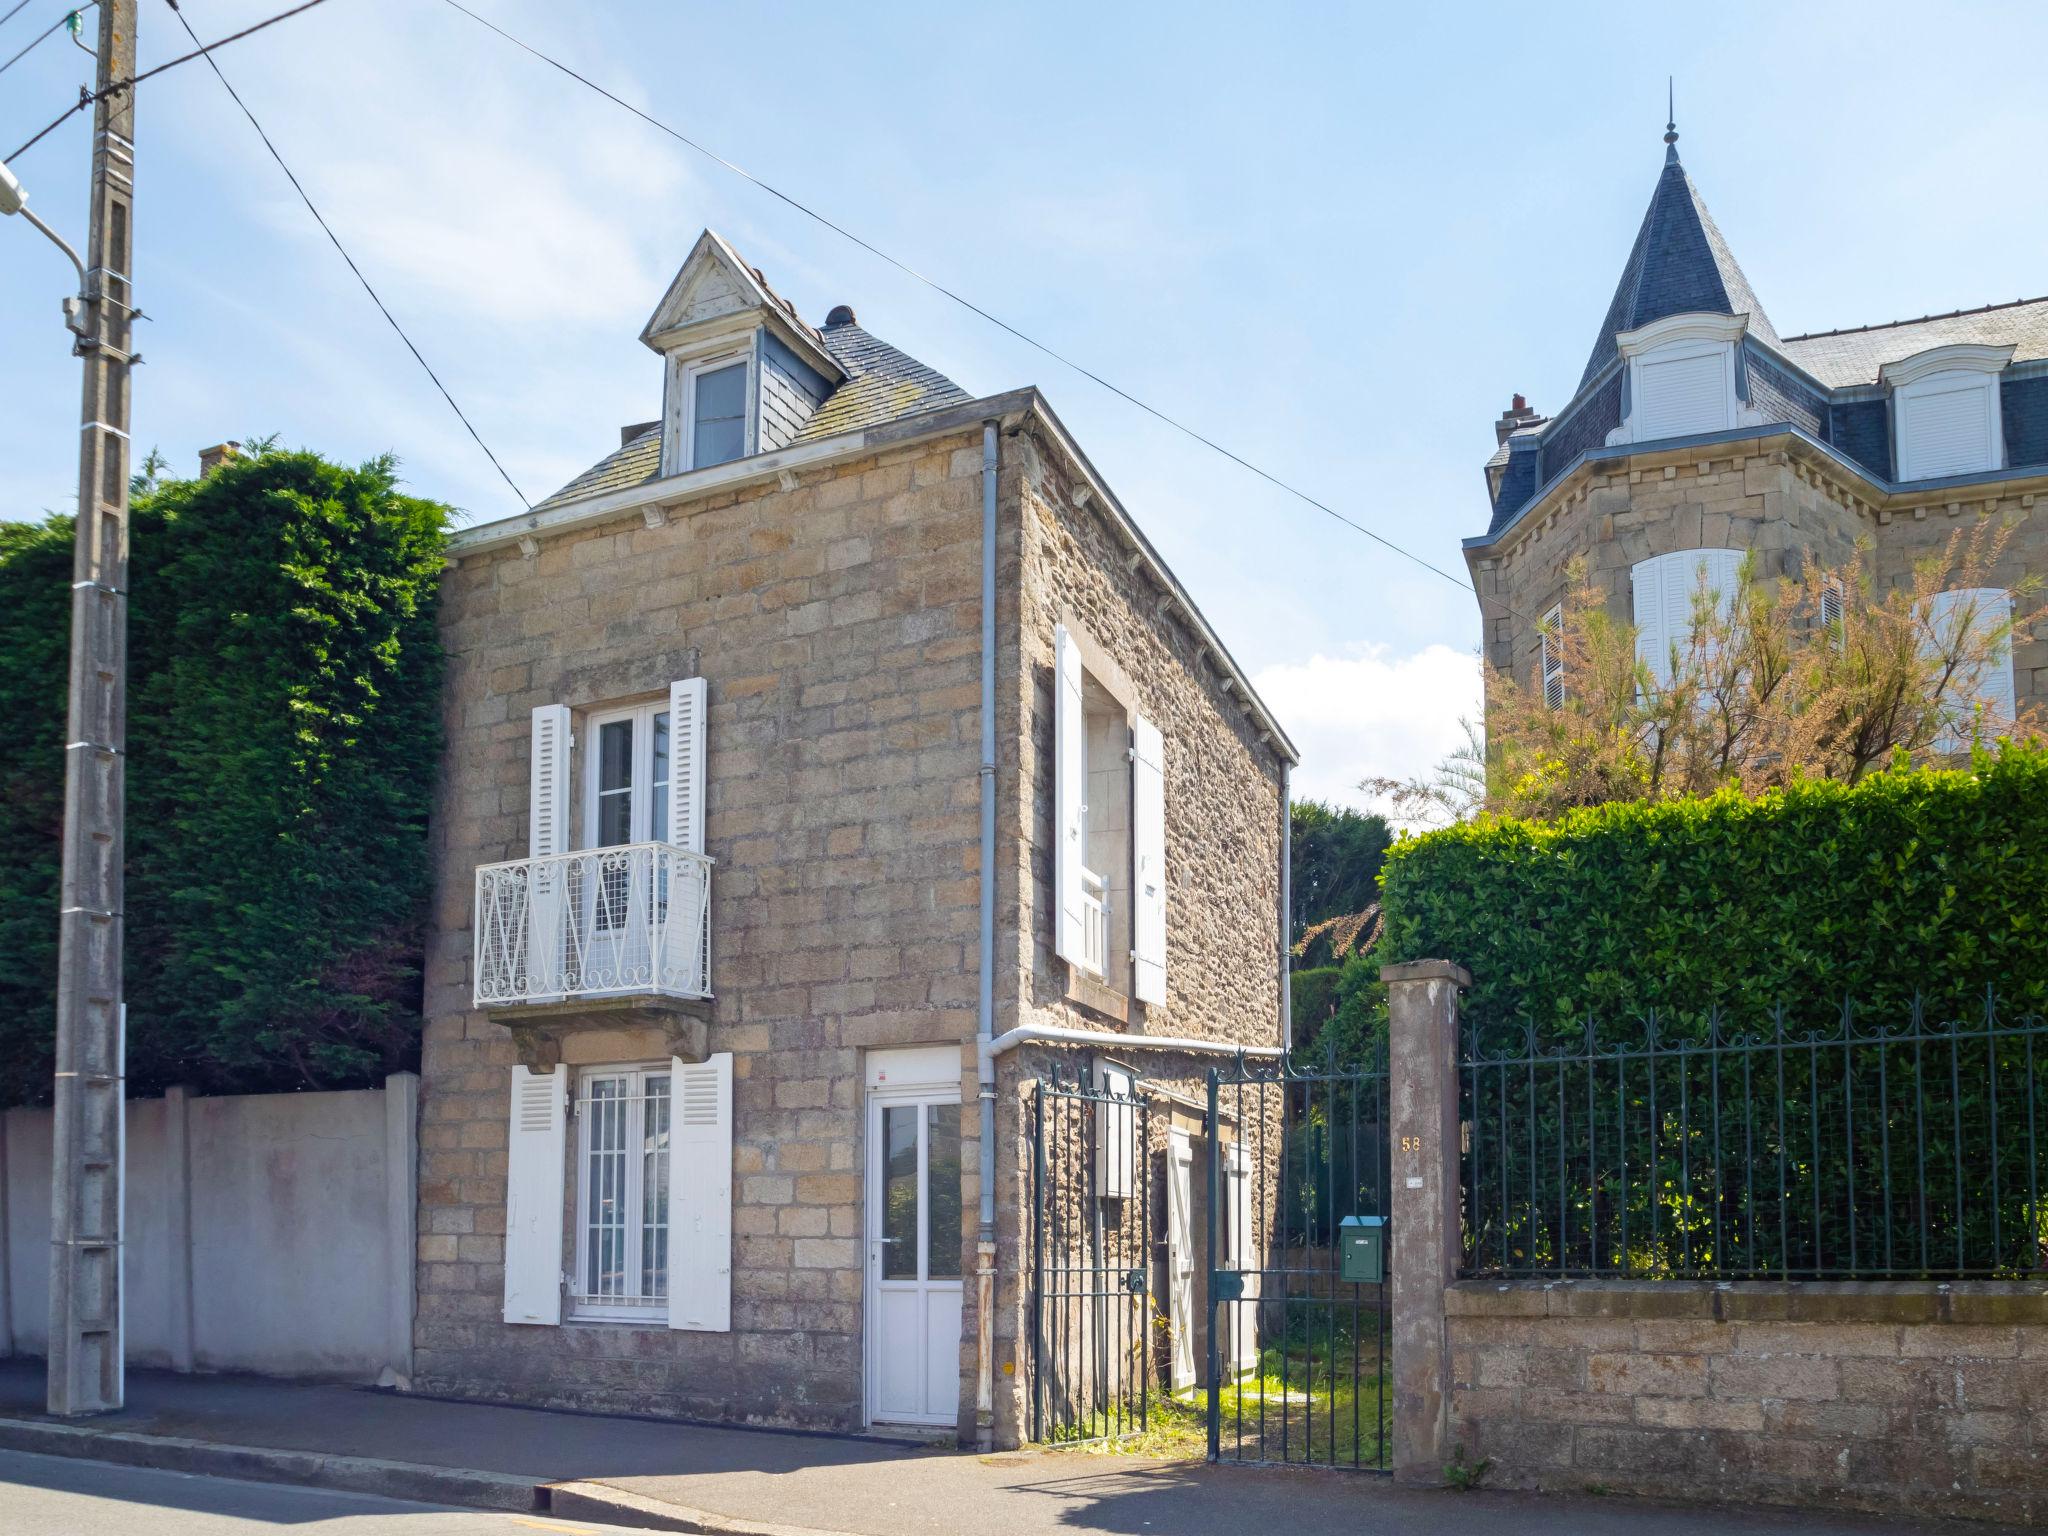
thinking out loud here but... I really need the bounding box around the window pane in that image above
[596,719,635,847]
[926,1103,962,1280]
[584,1078,627,1299]
[650,711,670,844]
[692,363,747,467]
[883,1105,918,1279]
[641,1075,670,1301]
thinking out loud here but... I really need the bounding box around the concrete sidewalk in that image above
[0,1360,2020,1536]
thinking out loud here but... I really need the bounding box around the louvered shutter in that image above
[667,678,707,854]
[528,705,572,1001]
[1053,625,1087,968]
[1633,348,1729,440]
[502,1066,566,1326]
[1631,557,1669,685]
[1899,381,1997,480]
[667,1052,733,1331]
[1635,551,1739,687]
[1926,588,2017,747]
[1131,714,1166,1005]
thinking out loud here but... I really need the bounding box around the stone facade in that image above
[1445,1278,2048,1524]
[413,398,1289,1442]
[1470,429,2048,719]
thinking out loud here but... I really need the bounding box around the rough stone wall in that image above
[1447,1279,2048,1523]
[416,428,992,1430]
[1471,434,2048,718]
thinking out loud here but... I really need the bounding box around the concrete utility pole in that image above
[47,0,138,1418]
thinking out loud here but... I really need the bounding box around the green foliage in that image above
[0,451,449,1105]
[1444,1443,1491,1490]
[1379,748,2048,1049]
[1289,798,1391,942]
[1295,949,1387,1070]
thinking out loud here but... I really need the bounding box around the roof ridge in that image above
[1782,293,2048,343]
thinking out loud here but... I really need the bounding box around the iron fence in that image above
[1462,991,2048,1280]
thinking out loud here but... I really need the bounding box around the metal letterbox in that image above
[1338,1215,1386,1284]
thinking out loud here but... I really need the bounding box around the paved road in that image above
[0,1449,643,1535]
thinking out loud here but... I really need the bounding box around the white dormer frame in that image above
[1606,312,1763,447]
[1881,344,2013,483]
[671,343,757,474]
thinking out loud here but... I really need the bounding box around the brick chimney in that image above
[1494,394,1545,445]
[198,441,242,478]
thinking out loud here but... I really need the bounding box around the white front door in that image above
[1166,1130,1196,1391]
[865,1086,965,1426]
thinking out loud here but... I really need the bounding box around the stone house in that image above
[1467,124,2048,719]
[412,230,1297,1446]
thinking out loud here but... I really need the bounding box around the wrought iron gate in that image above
[1025,1050,1391,1470]
[1027,1066,1154,1443]
[1205,1051,1392,1471]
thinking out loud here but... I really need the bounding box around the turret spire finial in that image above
[1664,78,1679,162]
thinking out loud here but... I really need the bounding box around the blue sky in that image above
[4,0,2045,810]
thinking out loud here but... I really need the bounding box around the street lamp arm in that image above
[17,202,87,293]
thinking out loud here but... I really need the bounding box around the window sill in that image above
[1064,966,1131,1026]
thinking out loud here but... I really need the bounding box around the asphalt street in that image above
[0,1449,642,1535]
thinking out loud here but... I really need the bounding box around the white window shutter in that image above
[1631,557,1668,685]
[527,705,572,1002]
[1633,348,1729,441]
[502,1066,566,1326]
[1131,714,1166,1005]
[1094,1063,1135,1199]
[1053,625,1087,967]
[667,1052,733,1331]
[1926,588,2017,746]
[1228,1147,1261,1373]
[668,677,708,853]
[1634,550,1738,687]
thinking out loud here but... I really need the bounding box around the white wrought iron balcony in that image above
[473,842,712,1010]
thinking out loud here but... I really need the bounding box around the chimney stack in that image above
[1493,394,1545,445]
[198,441,241,478]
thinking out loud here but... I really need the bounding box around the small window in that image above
[583,703,672,850]
[688,359,749,469]
[1895,372,2001,481]
[572,1065,672,1321]
[1539,604,1565,708]
[1820,577,1846,633]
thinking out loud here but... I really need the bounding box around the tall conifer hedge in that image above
[0,450,448,1105]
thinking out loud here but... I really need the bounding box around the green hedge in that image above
[1379,748,2048,1048]
[0,451,448,1106]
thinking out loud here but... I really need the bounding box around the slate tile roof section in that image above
[1779,296,2048,388]
[531,320,971,514]
[1578,148,1778,392]
[797,320,972,442]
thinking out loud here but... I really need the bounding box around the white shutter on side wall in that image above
[502,1066,567,1326]
[667,1052,733,1331]
[1131,714,1167,1005]
[1053,625,1087,967]
[1926,588,2017,747]
[527,705,572,1001]
[667,678,707,853]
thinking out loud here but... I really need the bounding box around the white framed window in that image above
[1925,587,2017,750]
[1608,313,1749,446]
[1884,345,2011,483]
[584,703,672,850]
[683,353,751,470]
[570,1063,672,1321]
[1631,548,1741,688]
[1539,604,1565,708]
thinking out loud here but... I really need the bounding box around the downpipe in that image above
[975,421,999,1449]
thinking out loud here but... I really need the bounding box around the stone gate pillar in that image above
[1382,958,1469,1485]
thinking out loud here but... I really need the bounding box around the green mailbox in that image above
[1338,1215,1386,1284]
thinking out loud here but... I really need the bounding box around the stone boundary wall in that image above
[1445,1278,2048,1524]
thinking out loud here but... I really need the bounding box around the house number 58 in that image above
[1398,1136,1423,1154]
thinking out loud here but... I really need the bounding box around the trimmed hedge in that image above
[1378,748,2048,1048]
[0,451,448,1106]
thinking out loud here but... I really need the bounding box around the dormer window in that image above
[1882,344,2012,482]
[1607,313,1756,447]
[685,356,751,470]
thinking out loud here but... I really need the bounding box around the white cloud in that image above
[1254,643,1481,821]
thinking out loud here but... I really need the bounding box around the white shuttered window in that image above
[502,1066,568,1325]
[1896,373,2002,482]
[1052,625,1088,969]
[1632,345,1731,441]
[1131,716,1166,1004]
[1925,588,2017,749]
[667,1052,734,1331]
[1632,549,1741,688]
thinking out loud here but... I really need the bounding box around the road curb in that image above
[0,1415,544,1514]
[547,1479,864,1536]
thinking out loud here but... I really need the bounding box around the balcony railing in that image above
[1079,867,1108,979]
[474,842,712,1009]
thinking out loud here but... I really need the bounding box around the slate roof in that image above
[532,314,970,514]
[1779,296,2048,388]
[1578,146,1778,392]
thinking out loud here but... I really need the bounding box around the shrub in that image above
[1378,746,2048,1049]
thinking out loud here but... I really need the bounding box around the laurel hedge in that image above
[0,451,448,1106]
[1377,748,2048,1049]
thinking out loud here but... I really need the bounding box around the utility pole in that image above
[47,0,137,1417]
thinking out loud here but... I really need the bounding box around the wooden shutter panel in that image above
[1228,1146,1261,1372]
[1094,1063,1134,1199]
[667,1052,733,1331]
[1053,625,1087,968]
[1927,588,2017,746]
[502,1066,566,1326]
[1131,714,1166,1005]
[667,678,707,853]
[1631,556,1668,686]
[527,705,572,1002]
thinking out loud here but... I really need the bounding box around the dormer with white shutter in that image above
[1882,344,2013,482]
[639,231,847,476]
[1607,312,1763,447]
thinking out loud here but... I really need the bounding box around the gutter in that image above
[1279,763,1292,1051]
[979,1024,1283,1073]
[974,420,998,1451]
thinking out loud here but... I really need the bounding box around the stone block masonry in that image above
[1444,1278,2048,1522]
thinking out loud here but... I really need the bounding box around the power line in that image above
[0,0,42,33]
[161,0,531,509]
[0,5,81,79]
[6,0,328,161]
[437,0,1482,601]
